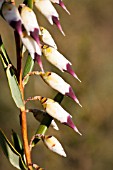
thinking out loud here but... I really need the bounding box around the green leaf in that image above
[0,38,24,109]
[23,55,35,86]
[0,38,11,68]
[0,129,27,170]
[11,130,23,154]
[6,64,24,109]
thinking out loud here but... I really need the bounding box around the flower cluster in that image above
[0,0,82,168]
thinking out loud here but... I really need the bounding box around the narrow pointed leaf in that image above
[6,65,24,109]
[11,130,23,154]
[0,39,24,109]
[22,55,35,86]
[0,129,27,170]
[0,37,11,68]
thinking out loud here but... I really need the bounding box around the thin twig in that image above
[25,96,41,104]
[23,71,41,86]
[29,134,42,151]
[28,163,44,170]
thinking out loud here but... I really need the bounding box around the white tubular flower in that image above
[34,0,65,35]
[1,1,23,36]
[42,45,81,82]
[50,0,70,15]
[29,108,59,130]
[19,4,41,46]
[41,135,66,157]
[40,27,57,50]
[40,72,81,106]
[39,97,82,135]
[21,35,43,71]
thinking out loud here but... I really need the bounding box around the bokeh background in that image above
[0,0,113,169]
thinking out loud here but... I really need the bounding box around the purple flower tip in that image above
[52,16,65,36]
[10,20,23,36]
[35,53,44,72]
[65,86,82,107]
[63,115,82,135]
[30,28,40,46]
[59,0,70,15]
[65,63,81,82]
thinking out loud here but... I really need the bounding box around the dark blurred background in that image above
[0,0,113,169]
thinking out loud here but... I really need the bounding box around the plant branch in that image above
[14,31,32,170]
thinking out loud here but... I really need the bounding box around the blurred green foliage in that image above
[0,0,113,170]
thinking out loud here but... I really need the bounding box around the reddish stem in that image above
[14,31,32,170]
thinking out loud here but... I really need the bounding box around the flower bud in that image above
[34,0,58,25]
[42,45,81,82]
[40,72,81,106]
[19,4,41,46]
[40,27,57,49]
[39,97,82,135]
[2,2,43,71]
[34,0,64,35]
[50,0,70,15]
[2,1,23,36]
[21,35,43,71]
[42,135,66,157]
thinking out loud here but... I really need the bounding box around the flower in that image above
[50,0,70,15]
[1,1,23,36]
[19,4,41,46]
[1,2,43,71]
[21,34,43,71]
[40,27,57,49]
[40,72,81,106]
[41,135,66,157]
[42,45,81,82]
[34,0,65,35]
[39,97,82,135]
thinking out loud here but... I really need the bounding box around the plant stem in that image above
[14,31,32,170]
[15,1,34,169]
[24,0,33,9]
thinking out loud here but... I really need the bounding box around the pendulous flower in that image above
[34,0,65,35]
[42,45,81,82]
[40,27,57,49]
[1,1,43,71]
[41,135,67,157]
[38,96,82,135]
[1,1,23,36]
[50,0,70,15]
[40,72,81,106]
[19,4,41,46]
[21,34,43,71]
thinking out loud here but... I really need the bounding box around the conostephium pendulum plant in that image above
[0,0,82,169]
